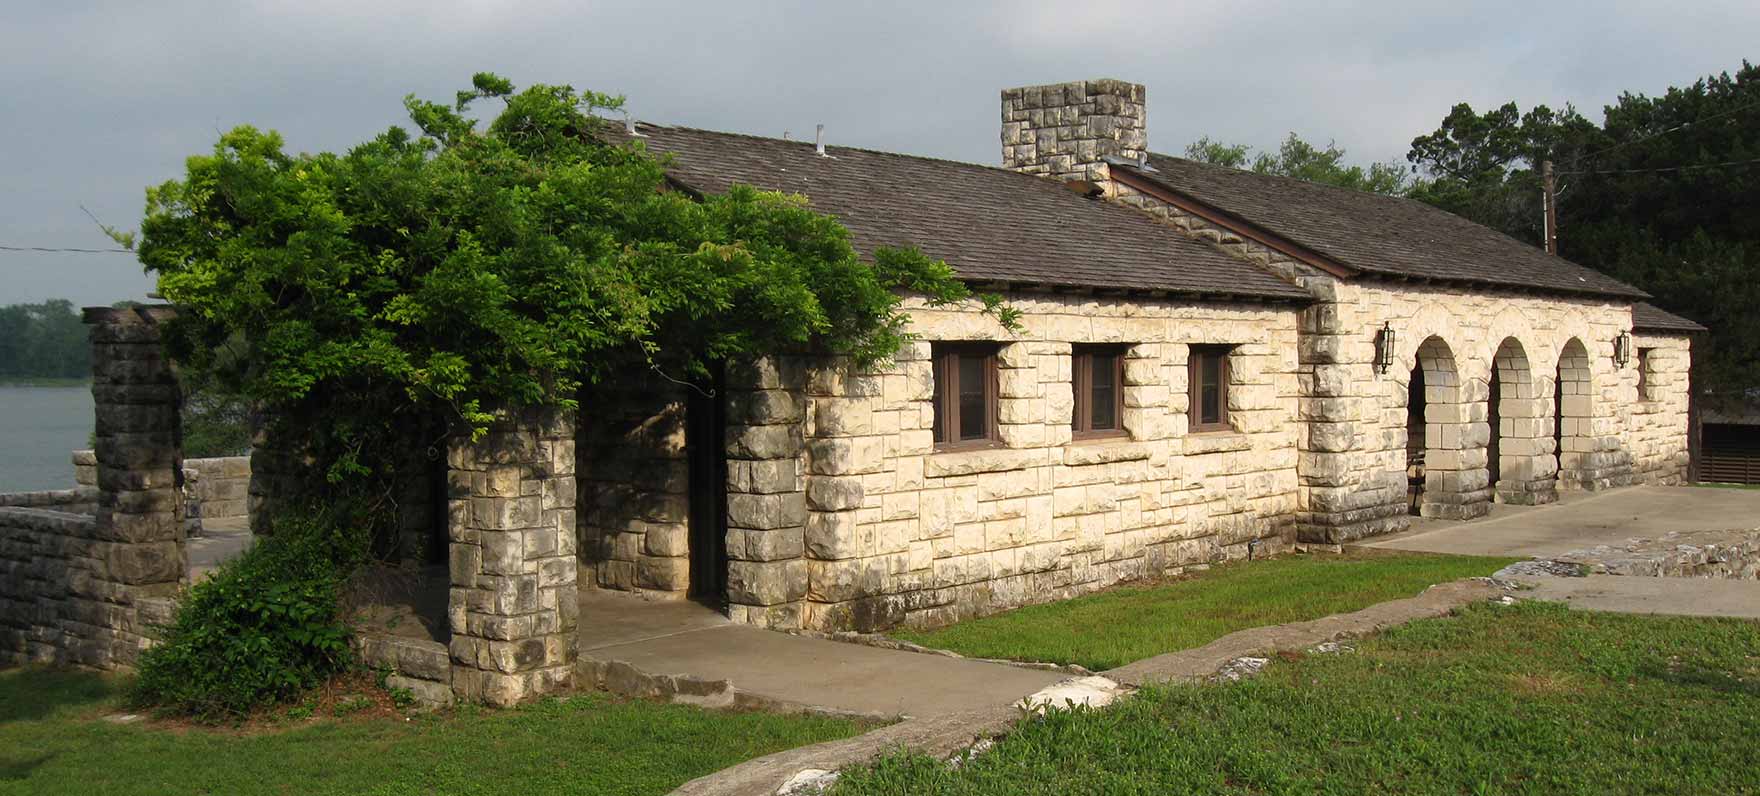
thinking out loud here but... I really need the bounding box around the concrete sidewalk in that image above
[577,590,1066,719]
[1360,485,1760,559]
[1500,573,1760,620]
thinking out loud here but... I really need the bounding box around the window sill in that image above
[1182,430,1250,455]
[1063,439,1150,466]
[925,446,1034,478]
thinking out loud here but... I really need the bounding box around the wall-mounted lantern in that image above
[1374,322,1397,374]
[1613,330,1632,368]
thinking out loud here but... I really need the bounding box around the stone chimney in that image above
[1001,79,1146,186]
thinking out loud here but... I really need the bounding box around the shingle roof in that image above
[1633,302,1705,334]
[612,124,1312,301]
[1123,154,1649,300]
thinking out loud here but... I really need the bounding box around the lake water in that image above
[0,386,93,492]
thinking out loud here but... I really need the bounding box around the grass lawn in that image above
[835,601,1760,795]
[0,670,867,795]
[891,549,1519,670]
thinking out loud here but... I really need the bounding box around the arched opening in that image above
[1554,338,1593,489]
[1404,336,1487,519]
[1491,337,1554,504]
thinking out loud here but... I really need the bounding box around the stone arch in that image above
[1403,335,1490,520]
[1489,337,1557,504]
[1553,337,1595,489]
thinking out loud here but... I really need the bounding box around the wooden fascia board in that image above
[1110,168,1357,279]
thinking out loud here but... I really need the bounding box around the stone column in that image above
[446,406,577,707]
[81,305,186,667]
[1294,291,1411,543]
[723,356,807,629]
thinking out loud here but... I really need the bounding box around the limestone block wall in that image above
[0,307,189,669]
[723,357,810,629]
[1334,283,1637,513]
[446,406,578,706]
[791,293,1302,632]
[1628,333,1693,484]
[77,450,250,523]
[576,379,691,596]
[1106,178,1684,539]
[0,488,99,516]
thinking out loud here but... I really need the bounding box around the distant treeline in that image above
[0,300,90,380]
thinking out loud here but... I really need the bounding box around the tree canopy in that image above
[1406,61,1760,395]
[1184,133,1412,196]
[0,300,89,380]
[137,72,1011,533]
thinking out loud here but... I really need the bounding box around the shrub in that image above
[132,509,367,720]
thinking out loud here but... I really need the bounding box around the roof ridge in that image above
[635,121,1011,174]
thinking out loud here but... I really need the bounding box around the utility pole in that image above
[1541,159,1559,255]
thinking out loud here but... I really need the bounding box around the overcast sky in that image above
[3,1,1755,307]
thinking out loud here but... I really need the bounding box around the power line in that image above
[0,245,134,254]
[1569,96,1760,169]
[1560,156,1760,176]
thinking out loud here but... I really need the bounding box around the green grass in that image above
[1692,481,1760,490]
[892,550,1519,670]
[0,670,866,795]
[835,602,1760,795]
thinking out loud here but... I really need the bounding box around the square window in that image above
[1072,345,1128,438]
[1188,345,1233,432]
[932,344,998,448]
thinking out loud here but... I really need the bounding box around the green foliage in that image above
[181,389,252,457]
[132,508,369,720]
[136,72,1010,547]
[1406,60,1760,395]
[0,300,90,380]
[1184,132,1412,196]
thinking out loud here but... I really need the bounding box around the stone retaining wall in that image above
[1550,529,1759,580]
[76,450,251,524]
[0,506,179,666]
[0,487,100,516]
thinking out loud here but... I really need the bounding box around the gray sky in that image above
[3,0,1755,307]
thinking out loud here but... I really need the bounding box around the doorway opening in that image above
[684,363,729,605]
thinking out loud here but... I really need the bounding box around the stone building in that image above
[1,79,1705,707]
[568,78,1701,634]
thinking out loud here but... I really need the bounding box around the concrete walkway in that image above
[187,516,252,581]
[1360,485,1760,559]
[1500,573,1760,619]
[1359,485,1760,620]
[577,590,1066,719]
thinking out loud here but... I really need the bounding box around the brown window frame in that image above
[1188,344,1233,433]
[1072,345,1129,440]
[931,343,1000,450]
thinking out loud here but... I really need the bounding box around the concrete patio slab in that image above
[577,589,1065,719]
[1501,573,1760,620]
[1358,485,1760,559]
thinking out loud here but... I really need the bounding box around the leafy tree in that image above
[1405,61,1760,395]
[1184,133,1412,196]
[0,300,90,380]
[135,72,1013,546]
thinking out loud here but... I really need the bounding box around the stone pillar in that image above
[82,305,186,667]
[1294,290,1412,543]
[723,356,807,629]
[446,406,577,707]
